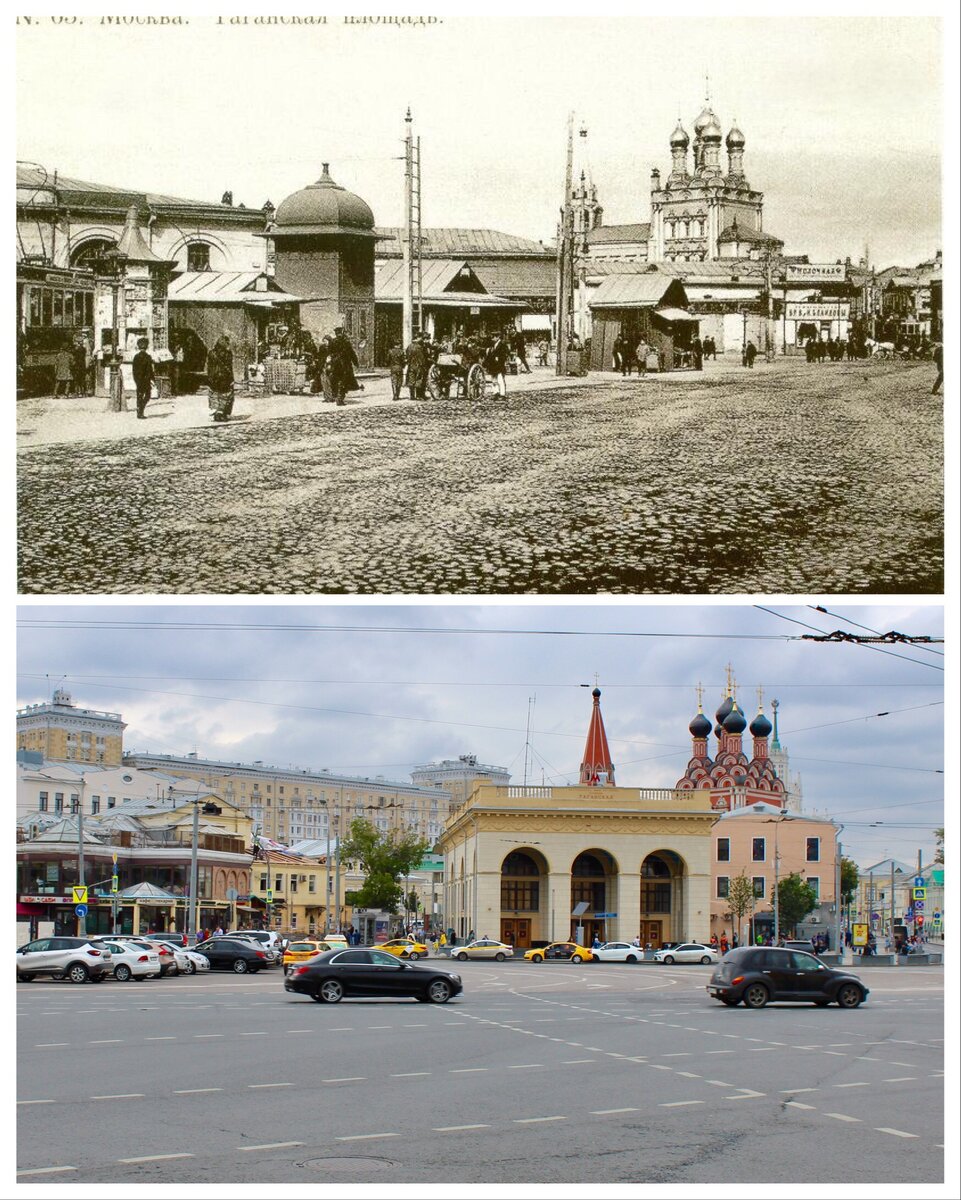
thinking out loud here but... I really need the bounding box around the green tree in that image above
[934,828,944,864]
[775,872,818,936]
[726,872,756,943]
[338,818,430,914]
[840,857,859,906]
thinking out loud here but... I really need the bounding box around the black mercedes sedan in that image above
[194,937,269,974]
[707,946,869,1009]
[284,946,463,1004]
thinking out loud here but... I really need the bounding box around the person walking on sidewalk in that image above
[387,340,406,400]
[132,338,154,419]
[207,331,235,423]
[486,331,510,398]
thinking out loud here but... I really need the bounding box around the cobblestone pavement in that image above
[17,358,942,595]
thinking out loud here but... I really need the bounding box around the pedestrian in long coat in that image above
[54,346,73,396]
[692,335,704,370]
[132,337,155,419]
[486,332,510,397]
[206,332,235,422]
[327,328,360,405]
[744,340,758,368]
[405,335,430,401]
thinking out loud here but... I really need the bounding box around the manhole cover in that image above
[298,1157,400,1172]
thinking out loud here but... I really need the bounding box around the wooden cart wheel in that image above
[467,364,486,399]
[427,365,444,400]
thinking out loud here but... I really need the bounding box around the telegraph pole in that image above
[77,775,86,938]
[555,113,574,377]
[402,108,423,347]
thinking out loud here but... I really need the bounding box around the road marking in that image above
[145,1036,176,1041]
[194,1034,223,1039]
[91,1093,144,1100]
[240,1031,268,1036]
[561,1059,594,1065]
[780,1088,819,1094]
[248,1083,293,1089]
[706,1080,735,1087]
[329,1027,353,1032]
[17,1100,55,1105]
[238,1142,304,1152]
[705,1050,734,1054]
[676,1072,702,1079]
[118,1153,194,1163]
[876,1128,919,1139]
[507,1064,542,1070]
[824,1113,861,1122]
[88,1039,124,1044]
[403,1023,428,1027]
[883,1077,917,1083]
[835,1082,870,1088]
[322,1077,365,1083]
[591,1108,639,1115]
[390,1072,431,1078]
[335,1133,399,1142]
[514,1116,566,1124]
[651,1065,673,1071]
[450,1068,488,1073]
[35,1043,69,1048]
[433,1124,490,1132]
[660,1101,704,1108]
[367,1025,392,1030]
[174,1088,223,1094]
[749,1047,777,1052]
[17,1167,78,1176]
[785,1102,817,1110]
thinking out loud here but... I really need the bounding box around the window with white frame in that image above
[717,876,730,899]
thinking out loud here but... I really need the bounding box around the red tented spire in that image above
[579,687,615,786]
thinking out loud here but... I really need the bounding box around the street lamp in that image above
[102,246,129,411]
[834,822,846,962]
[187,798,221,942]
[764,810,795,944]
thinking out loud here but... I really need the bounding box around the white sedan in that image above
[591,941,644,963]
[652,943,718,965]
[96,940,161,981]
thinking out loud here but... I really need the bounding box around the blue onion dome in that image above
[750,711,773,738]
[689,712,712,738]
[715,695,734,725]
[670,121,690,148]
[723,703,747,734]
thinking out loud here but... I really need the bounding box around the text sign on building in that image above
[785,263,847,282]
[785,302,851,321]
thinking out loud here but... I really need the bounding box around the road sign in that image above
[111,875,119,893]
[595,912,618,918]
[913,875,925,888]
[71,886,88,905]
[934,911,941,919]
[265,889,273,904]
[906,907,914,920]
[914,900,925,912]
[912,887,926,900]
[75,904,88,917]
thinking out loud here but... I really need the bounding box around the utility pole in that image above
[187,798,200,942]
[77,774,86,938]
[402,108,423,348]
[834,826,844,962]
[555,113,574,377]
[334,791,343,935]
[765,254,777,362]
[323,802,332,933]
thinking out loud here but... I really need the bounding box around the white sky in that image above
[16,603,945,869]
[15,9,946,267]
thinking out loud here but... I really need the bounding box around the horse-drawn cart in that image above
[427,352,488,400]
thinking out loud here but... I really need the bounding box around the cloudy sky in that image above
[16,9,947,267]
[17,603,944,868]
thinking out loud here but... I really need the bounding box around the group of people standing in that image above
[305,327,362,406]
[389,326,520,402]
[52,336,94,397]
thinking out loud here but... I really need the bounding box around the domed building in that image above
[269,164,378,368]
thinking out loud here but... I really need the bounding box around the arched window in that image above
[186,242,212,272]
[70,238,116,270]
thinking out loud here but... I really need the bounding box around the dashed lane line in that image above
[336,1133,399,1142]
[322,1077,366,1083]
[433,1124,490,1132]
[118,1154,193,1163]
[835,1082,870,1088]
[450,1068,488,1073]
[876,1128,920,1139]
[91,1094,144,1101]
[514,1116,566,1124]
[174,1088,223,1094]
[883,1077,917,1083]
[17,1100,55,1105]
[35,1043,68,1048]
[17,1167,78,1176]
[390,1072,431,1078]
[660,1101,704,1108]
[591,1108,639,1115]
[238,1142,303,1152]
[824,1112,861,1122]
[248,1083,293,1089]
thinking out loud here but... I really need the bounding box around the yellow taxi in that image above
[380,937,429,961]
[523,941,595,963]
[282,938,339,974]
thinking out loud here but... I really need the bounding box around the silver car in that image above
[16,937,112,983]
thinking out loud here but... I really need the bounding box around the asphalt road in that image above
[17,359,942,594]
[17,960,944,1186]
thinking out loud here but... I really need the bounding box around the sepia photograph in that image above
[15,10,947,595]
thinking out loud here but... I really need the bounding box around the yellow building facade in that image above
[17,689,126,767]
[438,783,715,948]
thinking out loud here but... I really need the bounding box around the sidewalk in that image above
[16,367,603,451]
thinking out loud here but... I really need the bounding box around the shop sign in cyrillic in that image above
[785,302,850,320]
[785,263,846,282]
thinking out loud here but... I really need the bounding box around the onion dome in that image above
[715,694,734,725]
[273,164,376,237]
[694,104,720,134]
[723,703,747,735]
[689,712,712,738]
[726,124,746,149]
[701,114,723,141]
[670,120,690,148]
[750,710,773,738]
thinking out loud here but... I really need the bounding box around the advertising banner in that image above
[786,263,847,281]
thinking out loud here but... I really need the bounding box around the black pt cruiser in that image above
[707,946,869,1009]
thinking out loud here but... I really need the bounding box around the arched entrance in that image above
[500,849,548,948]
[570,849,618,944]
[639,851,686,948]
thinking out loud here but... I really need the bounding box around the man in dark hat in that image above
[405,332,430,401]
[132,337,155,419]
[328,326,360,406]
[207,330,235,422]
[387,340,406,400]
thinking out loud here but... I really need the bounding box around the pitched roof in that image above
[579,690,615,786]
[588,271,688,309]
[717,223,783,245]
[587,222,651,245]
[168,271,303,305]
[472,258,557,298]
[375,258,523,307]
[375,227,551,257]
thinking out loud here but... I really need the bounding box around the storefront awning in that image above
[655,307,699,322]
[520,314,553,331]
